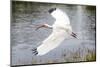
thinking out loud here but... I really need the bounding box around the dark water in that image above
[11,1,96,66]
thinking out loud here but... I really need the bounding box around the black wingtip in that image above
[48,8,56,14]
[32,48,38,55]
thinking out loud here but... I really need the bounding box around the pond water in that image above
[11,1,96,66]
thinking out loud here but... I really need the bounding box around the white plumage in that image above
[33,8,76,56]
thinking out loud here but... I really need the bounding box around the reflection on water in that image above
[11,1,96,66]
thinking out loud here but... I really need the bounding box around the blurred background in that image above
[11,1,96,66]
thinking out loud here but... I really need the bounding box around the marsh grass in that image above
[61,48,96,63]
[31,46,96,64]
[84,50,96,61]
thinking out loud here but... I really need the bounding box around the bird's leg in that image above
[35,24,53,30]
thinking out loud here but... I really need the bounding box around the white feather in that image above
[37,8,72,56]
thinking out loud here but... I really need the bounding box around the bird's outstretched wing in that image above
[32,33,56,56]
[51,8,70,27]
[33,28,69,56]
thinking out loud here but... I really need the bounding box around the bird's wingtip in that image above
[32,48,38,56]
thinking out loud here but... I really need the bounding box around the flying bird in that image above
[32,8,77,56]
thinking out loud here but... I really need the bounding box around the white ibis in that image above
[32,8,77,56]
